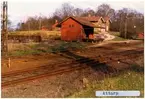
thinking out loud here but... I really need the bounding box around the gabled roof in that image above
[103,17,112,23]
[81,16,105,23]
[57,16,96,28]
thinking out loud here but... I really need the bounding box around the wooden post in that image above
[8,58,11,68]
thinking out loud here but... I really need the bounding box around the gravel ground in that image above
[2,67,101,98]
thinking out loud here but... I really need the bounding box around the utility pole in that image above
[28,22,30,31]
[27,20,30,33]
[133,15,136,34]
[39,18,42,30]
[2,1,10,68]
[1,1,8,56]
[124,15,127,39]
[39,13,42,30]
[119,14,122,34]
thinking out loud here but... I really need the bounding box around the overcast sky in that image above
[3,0,144,28]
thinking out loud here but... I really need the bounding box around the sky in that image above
[2,0,144,28]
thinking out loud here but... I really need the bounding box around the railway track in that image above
[2,57,101,88]
[2,64,88,88]
[2,57,94,77]
[2,48,143,88]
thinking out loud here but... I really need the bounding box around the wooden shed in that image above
[57,16,96,41]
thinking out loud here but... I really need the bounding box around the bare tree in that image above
[73,8,84,17]
[110,8,144,38]
[15,2,144,36]
[53,3,75,19]
[96,4,115,17]
[79,8,95,17]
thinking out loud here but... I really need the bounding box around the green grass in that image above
[112,36,128,41]
[51,42,86,52]
[69,69,144,98]
[8,41,87,57]
[109,31,120,36]
[109,31,128,41]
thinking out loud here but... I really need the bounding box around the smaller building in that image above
[103,17,112,32]
[52,20,60,31]
[41,26,48,31]
[81,16,111,33]
[138,33,144,39]
[82,16,106,33]
[57,16,96,41]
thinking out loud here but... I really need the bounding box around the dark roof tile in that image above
[57,16,96,27]
[81,16,100,22]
